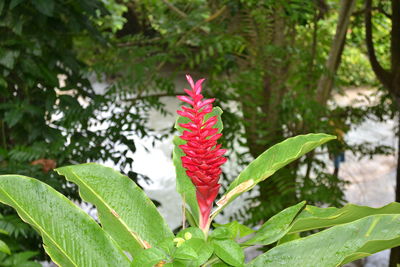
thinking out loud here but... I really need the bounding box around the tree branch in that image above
[125,92,182,103]
[391,0,400,76]
[205,5,227,22]
[116,37,162,48]
[365,0,392,90]
[353,6,391,19]
[161,0,187,18]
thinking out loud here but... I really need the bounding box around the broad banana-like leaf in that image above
[0,175,130,266]
[288,202,400,234]
[248,214,400,267]
[173,107,223,224]
[56,163,174,257]
[214,134,336,215]
[244,201,305,246]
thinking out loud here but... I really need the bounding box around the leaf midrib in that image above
[230,134,334,190]
[67,167,147,249]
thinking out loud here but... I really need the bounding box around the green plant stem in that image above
[202,255,220,266]
[182,194,186,229]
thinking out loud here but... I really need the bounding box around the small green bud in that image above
[173,237,185,247]
[184,232,192,240]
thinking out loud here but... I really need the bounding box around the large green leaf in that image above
[213,134,336,216]
[213,239,244,267]
[288,202,400,234]
[56,163,174,257]
[244,201,305,246]
[248,214,400,267]
[173,107,223,224]
[0,175,130,266]
[131,247,167,267]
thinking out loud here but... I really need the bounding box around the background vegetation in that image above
[0,0,398,265]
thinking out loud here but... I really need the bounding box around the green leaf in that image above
[213,239,244,267]
[56,163,174,257]
[212,263,230,267]
[276,232,300,245]
[247,214,400,267]
[176,227,205,240]
[185,209,198,227]
[0,50,20,69]
[213,221,255,240]
[31,0,54,16]
[131,247,167,267]
[244,201,305,245]
[216,134,336,212]
[0,239,10,254]
[174,238,213,265]
[165,261,186,267]
[9,0,25,9]
[0,175,130,266]
[0,228,8,235]
[13,262,41,267]
[174,243,198,260]
[2,251,38,265]
[158,237,175,256]
[14,263,41,267]
[210,227,231,240]
[288,202,400,234]
[184,238,213,265]
[173,107,223,224]
[0,1,4,14]
[4,109,23,127]
[173,135,199,222]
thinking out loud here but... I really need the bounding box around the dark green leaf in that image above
[31,0,54,16]
[4,109,23,127]
[0,50,20,69]
[10,0,25,9]
[0,1,4,13]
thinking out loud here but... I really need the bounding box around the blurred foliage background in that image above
[0,0,399,265]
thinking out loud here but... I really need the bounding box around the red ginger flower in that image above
[177,75,227,229]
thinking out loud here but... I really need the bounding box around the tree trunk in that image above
[390,112,400,266]
[315,0,356,105]
[365,0,400,265]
